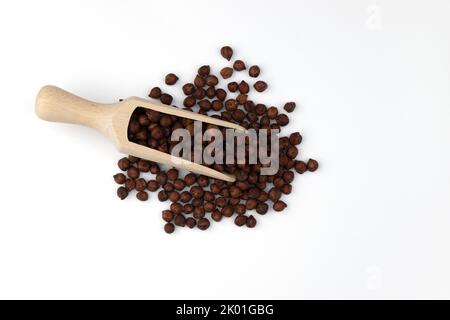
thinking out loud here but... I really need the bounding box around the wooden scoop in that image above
[35,85,243,182]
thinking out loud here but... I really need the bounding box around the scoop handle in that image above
[35,85,112,129]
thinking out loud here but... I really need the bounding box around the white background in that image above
[0,0,449,299]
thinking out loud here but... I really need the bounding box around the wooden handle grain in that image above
[35,85,113,129]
